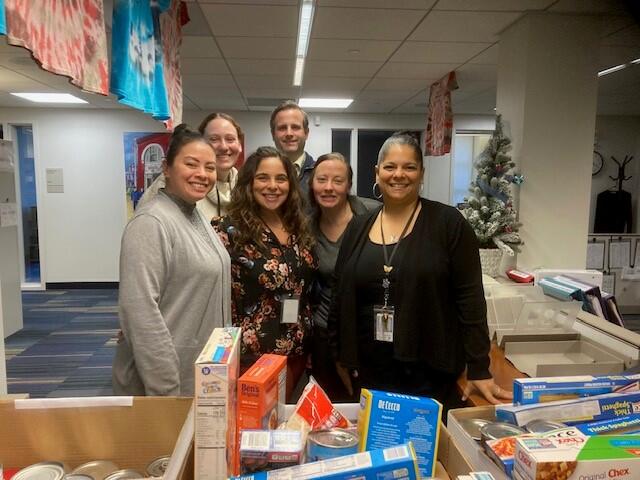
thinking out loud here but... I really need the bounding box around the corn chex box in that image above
[232,442,420,480]
[194,327,242,480]
[513,375,640,405]
[357,389,442,478]
[514,435,640,480]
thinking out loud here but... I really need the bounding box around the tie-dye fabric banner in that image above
[425,71,458,156]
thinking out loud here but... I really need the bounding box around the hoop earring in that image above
[372,182,382,200]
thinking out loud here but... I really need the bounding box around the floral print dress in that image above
[214,218,317,362]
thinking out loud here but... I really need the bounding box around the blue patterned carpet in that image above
[5,289,119,398]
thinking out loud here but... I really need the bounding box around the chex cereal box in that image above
[513,375,640,405]
[239,430,303,474]
[194,327,242,480]
[232,442,420,480]
[357,389,441,478]
[515,435,640,480]
[236,354,287,474]
[496,391,640,426]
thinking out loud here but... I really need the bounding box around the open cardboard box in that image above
[0,396,194,479]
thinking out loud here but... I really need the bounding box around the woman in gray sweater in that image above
[113,125,231,396]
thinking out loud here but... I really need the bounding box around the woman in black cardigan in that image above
[327,132,511,407]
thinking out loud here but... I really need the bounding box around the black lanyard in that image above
[379,200,420,307]
[215,186,221,218]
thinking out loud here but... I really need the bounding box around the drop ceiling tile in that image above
[602,24,640,46]
[305,60,382,78]
[235,75,291,89]
[367,77,433,91]
[318,0,436,8]
[181,36,221,58]
[239,87,300,98]
[410,11,522,42]
[217,37,295,60]
[468,44,499,64]
[455,63,497,82]
[377,62,459,79]
[301,76,370,96]
[201,4,297,37]
[181,58,230,75]
[308,39,401,61]
[199,0,297,4]
[346,98,405,113]
[548,0,630,14]
[452,88,496,114]
[182,95,201,111]
[452,81,495,101]
[182,74,237,89]
[600,17,636,39]
[598,45,640,70]
[313,7,425,40]
[191,96,249,110]
[227,59,293,76]
[434,0,554,11]
[391,41,490,63]
[181,3,214,36]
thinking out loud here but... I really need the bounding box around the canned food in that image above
[306,429,359,462]
[103,470,142,480]
[71,461,119,480]
[525,419,567,434]
[458,418,491,441]
[64,475,94,480]
[11,462,69,480]
[480,422,526,441]
[145,456,170,477]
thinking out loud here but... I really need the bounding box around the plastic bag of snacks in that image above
[285,377,351,440]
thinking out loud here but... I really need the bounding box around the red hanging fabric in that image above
[161,0,189,131]
[425,71,458,156]
[5,0,109,95]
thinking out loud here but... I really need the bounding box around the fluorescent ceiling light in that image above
[299,98,353,109]
[631,58,640,65]
[11,92,88,103]
[598,64,626,77]
[293,0,315,87]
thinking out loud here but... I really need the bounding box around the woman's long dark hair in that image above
[227,146,314,251]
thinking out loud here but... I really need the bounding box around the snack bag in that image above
[286,377,350,439]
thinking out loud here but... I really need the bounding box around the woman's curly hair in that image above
[227,146,314,251]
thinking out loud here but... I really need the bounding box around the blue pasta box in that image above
[231,442,420,480]
[574,413,640,435]
[513,374,640,405]
[357,389,442,478]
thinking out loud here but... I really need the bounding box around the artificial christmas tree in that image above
[462,115,523,276]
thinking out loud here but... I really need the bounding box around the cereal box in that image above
[514,435,640,480]
[239,430,303,474]
[513,375,640,405]
[357,389,441,478]
[194,327,242,480]
[236,354,287,474]
[232,442,420,480]
[496,391,640,426]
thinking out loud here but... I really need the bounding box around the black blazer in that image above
[327,198,491,380]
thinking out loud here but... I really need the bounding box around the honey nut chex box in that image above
[514,434,640,480]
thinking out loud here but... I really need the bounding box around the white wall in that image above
[590,115,640,233]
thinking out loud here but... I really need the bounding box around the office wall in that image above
[590,115,640,233]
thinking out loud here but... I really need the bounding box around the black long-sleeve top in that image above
[327,198,491,380]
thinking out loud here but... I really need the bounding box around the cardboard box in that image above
[239,430,303,474]
[194,327,242,480]
[513,374,640,405]
[357,389,442,478]
[232,442,421,480]
[0,396,193,478]
[514,434,640,480]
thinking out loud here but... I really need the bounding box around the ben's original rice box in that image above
[236,354,287,474]
[357,389,441,478]
[514,434,640,480]
[496,391,640,426]
[232,442,420,480]
[194,327,242,480]
[513,375,640,405]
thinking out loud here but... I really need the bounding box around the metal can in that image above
[479,422,527,441]
[525,419,567,434]
[306,429,359,462]
[145,456,170,477]
[103,470,142,480]
[63,475,94,480]
[11,462,69,480]
[71,461,119,480]
[458,418,491,441]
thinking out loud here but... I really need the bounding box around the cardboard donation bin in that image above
[0,396,193,479]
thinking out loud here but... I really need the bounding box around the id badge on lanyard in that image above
[280,294,300,324]
[373,304,394,342]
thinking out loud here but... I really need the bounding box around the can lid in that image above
[309,429,358,448]
[64,474,94,480]
[525,419,568,434]
[459,418,491,441]
[480,421,526,440]
[103,470,143,480]
[71,461,119,480]
[11,462,67,480]
[145,456,170,477]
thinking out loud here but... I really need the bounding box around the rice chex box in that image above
[514,435,640,480]
[357,389,441,478]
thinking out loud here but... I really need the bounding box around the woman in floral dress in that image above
[214,146,317,400]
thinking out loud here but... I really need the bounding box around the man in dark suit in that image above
[270,100,314,195]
